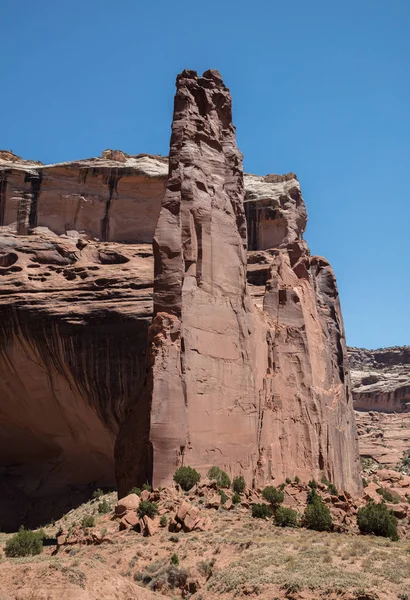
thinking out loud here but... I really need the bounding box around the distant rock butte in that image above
[348,347,410,467]
[0,70,361,528]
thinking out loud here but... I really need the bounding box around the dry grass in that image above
[2,494,410,599]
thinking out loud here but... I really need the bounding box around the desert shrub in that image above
[362,478,368,488]
[232,492,241,505]
[232,475,246,494]
[166,566,188,589]
[138,501,158,519]
[171,553,179,565]
[92,488,104,500]
[81,515,95,528]
[308,479,317,491]
[129,487,142,496]
[169,535,179,543]
[294,475,300,484]
[160,515,167,527]
[4,527,44,558]
[285,477,291,485]
[219,489,228,504]
[275,506,298,528]
[279,483,286,491]
[357,501,399,540]
[98,499,111,514]
[376,487,398,503]
[208,466,231,489]
[262,486,284,507]
[142,483,152,492]
[198,558,215,578]
[252,503,271,518]
[173,466,201,491]
[327,483,338,496]
[304,494,332,532]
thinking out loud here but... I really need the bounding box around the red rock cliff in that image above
[0,70,361,529]
[115,69,361,497]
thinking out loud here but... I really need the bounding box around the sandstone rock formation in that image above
[348,346,410,466]
[0,70,361,529]
[115,69,361,498]
[349,346,410,412]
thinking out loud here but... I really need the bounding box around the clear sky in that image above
[2,0,409,349]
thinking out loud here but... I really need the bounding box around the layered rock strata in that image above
[349,347,410,412]
[348,347,410,466]
[0,70,361,528]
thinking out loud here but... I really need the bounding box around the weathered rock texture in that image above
[115,69,361,498]
[349,347,410,412]
[0,70,361,528]
[348,346,410,466]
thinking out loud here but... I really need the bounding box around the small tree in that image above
[275,506,298,528]
[129,487,142,496]
[92,488,104,500]
[262,486,284,508]
[232,475,246,494]
[304,494,332,532]
[138,501,159,519]
[171,553,179,565]
[357,501,399,541]
[208,466,231,489]
[173,466,201,491]
[4,527,44,558]
[252,504,271,518]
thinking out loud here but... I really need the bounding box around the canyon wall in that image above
[0,70,361,529]
[348,347,410,467]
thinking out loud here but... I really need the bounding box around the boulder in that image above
[115,493,140,516]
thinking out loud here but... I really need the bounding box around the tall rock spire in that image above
[115,69,362,497]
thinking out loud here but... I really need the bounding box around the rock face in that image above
[115,69,361,498]
[348,347,410,466]
[0,70,361,529]
[349,347,410,412]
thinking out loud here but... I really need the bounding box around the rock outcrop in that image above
[348,346,410,466]
[0,70,361,529]
[115,69,361,498]
[349,346,410,412]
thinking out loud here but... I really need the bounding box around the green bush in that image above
[173,466,201,491]
[357,501,399,541]
[275,506,298,528]
[171,553,179,565]
[219,489,228,504]
[208,466,231,489]
[327,483,338,496]
[262,486,284,507]
[362,478,368,488]
[81,515,95,528]
[129,487,142,496]
[98,499,111,514]
[232,492,241,505]
[160,515,167,527]
[252,504,271,518]
[285,477,291,485]
[294,476,300,484]
[232,475,246,494]
[142,483,152,492]
[92,488,104,500]
[4,527,44,558]
[376,487,398,504]
[138,501,158,519]
[304,495,332,532]
[308,479,317,491]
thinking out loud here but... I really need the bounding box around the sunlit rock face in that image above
[0,71,361,530]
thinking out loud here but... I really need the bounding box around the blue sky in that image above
[2,0,409,348]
